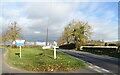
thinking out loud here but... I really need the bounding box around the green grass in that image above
[6,47,87,72]
[0,46,5,48]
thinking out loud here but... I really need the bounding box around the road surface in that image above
[1,48,31,74]
[58,49,120,74]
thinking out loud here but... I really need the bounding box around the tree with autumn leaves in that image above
[58,20,93,50]
[1,22,24,46]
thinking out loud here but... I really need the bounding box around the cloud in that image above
[24,2,80,23]
[1,0,119,2]
[34,31,40,34]
[1,2,118,42]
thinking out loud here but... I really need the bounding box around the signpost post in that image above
[15,40,25,58]
[53,41,57,59]
[20,46,21,58]
[54,46,56,59]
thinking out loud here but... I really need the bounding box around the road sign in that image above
[16,43,24,46]
[54,41,57,46]
[15,40,25,46]
[15,40,25,58]
[15,40,25,44]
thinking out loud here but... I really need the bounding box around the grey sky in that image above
[0,0,118,42]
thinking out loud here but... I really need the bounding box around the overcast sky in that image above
[0,0,119,42]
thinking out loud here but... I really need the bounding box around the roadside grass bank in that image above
[5,47,88,72]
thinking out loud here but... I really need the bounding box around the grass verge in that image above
[5,47,87,72]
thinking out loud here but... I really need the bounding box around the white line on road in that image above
[60,50,112,73]
[94,69,102,73]
[88,66,93,69]
[89,66,101,73]
[89,65,111,73]
[94,65,110,73]
[101,68,110,72]
[94,66,100,69]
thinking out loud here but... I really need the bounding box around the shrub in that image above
[59,43,75,49]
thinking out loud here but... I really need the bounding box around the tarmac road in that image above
[1,48,30,73]
[58,49,120,74]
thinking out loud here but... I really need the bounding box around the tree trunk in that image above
[4,42,6,47]
[67,38,69,44]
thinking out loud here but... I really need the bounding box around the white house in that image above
[36,42,49,46]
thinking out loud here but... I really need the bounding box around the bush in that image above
[108,44,117,46]
[59,43,75,49]
[104,43,108,46]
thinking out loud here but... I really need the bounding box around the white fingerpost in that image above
[20,46,21,58]
[54,46,56,59]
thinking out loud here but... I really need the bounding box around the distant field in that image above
[5,47,87,72]
[0,46,4,48]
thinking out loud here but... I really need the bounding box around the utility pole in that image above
[46,28,48,46]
